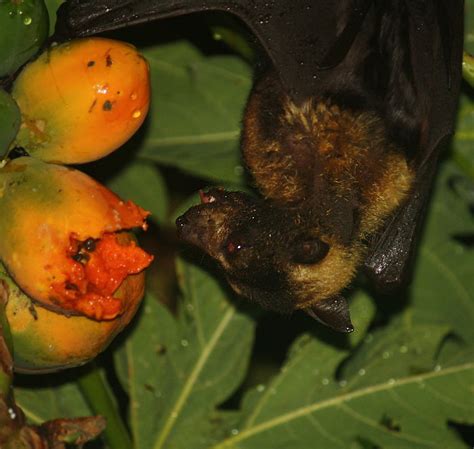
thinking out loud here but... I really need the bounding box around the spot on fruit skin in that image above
[102,100,113,111]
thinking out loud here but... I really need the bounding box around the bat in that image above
[53,0,464,332]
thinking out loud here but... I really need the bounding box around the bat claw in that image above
[304,295,354,333]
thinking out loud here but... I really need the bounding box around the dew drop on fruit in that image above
[23,16,32,25]
[130,92,138,100]
[132,109,141,119]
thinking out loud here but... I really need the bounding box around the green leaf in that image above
[15,375,92,424]
[0,0,49,77]
[43,0,63,34]
[107,161,169,222]
[465,0,474,55]
[114,258,255,449]
[346,291,376,348]
[209,322,474,449]
[410,162,474,343]
[452,93,474,180]
[136,41,251,184]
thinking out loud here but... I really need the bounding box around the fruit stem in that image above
[78,363,132,449]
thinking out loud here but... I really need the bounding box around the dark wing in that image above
[364,0,464,291]
[54,0,344,103]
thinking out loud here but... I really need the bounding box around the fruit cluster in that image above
[0,8,153,372]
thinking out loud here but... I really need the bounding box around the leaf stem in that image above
[78,363,132,449]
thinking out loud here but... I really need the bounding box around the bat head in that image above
[176,188,355,332]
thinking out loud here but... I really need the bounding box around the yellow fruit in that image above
[12,37,150,164]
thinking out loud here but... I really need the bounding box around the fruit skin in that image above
[1,262,145,373]
[0,0,49,77]
[12,37,150,164]
[0,156,152,320]
[0,89,21,154]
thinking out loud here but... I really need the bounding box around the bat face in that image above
[177,190,333,311]
[176,188,365,332]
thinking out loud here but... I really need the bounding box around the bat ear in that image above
[304,296,353,333]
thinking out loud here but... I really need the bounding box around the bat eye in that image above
[292,238,329,264]
[225,237,246,255]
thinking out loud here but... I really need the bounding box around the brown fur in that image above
[242,75,414,308]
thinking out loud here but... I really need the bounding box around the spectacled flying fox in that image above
[55,0,464,332]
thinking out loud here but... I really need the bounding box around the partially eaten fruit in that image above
[11,37,150,164]
[1,261,145,372]
[0,157,153,320]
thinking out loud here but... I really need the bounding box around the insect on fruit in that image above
[54,0,463,331]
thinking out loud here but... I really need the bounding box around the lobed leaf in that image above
[114,258,255,449]
[136,41,251,185]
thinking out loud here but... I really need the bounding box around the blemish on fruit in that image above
[102,100,113,111]
[106,54,113,67]
[28,303,38,320]
[88,99,97,113]
[87,60,95,67]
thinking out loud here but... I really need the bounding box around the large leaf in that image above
[114,258,255,449]
[106,161,169,222]
[136,41,251,185]
[453,94,474,180]
[410,162,474,343]
[44,0,63,34]
[206,320,474,449]
[15,375,92,424]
